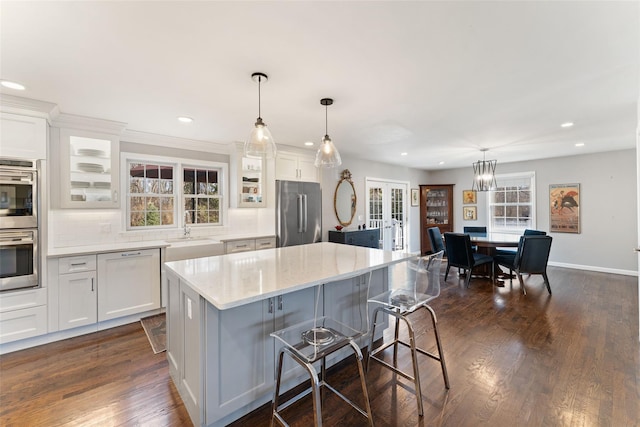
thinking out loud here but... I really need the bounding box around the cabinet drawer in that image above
[59,255,97,274]
[0,305,47,344]
[255,237,276,251]
[225,239,256,254]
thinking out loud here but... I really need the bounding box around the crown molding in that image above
[0,94,59,120]
[122,129,230,154]
[50,112,127,134]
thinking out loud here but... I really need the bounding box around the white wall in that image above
[429,149,638,274]
[319,153,430,253]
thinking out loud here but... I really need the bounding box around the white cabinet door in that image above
[0,305,47,344]
[297,154,318,182]
[205,297,273,424]
[166,270,182,380]
[97,249,160,321]
[58,127,120,208]
[275,151,318,182]
[0,113,47,159]
[180,281,203,427]
[204,286,317,424]
[58,271,97,330]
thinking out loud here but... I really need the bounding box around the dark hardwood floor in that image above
[1,266,638,426]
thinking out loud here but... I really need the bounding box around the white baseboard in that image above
[548,261,638,277]
[0,307,164,355]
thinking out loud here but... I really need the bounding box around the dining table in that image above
[467,232,521,282]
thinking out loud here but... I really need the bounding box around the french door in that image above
[365,178,408,251]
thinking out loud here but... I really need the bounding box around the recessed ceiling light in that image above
[439,161,445,165]
[400,152,408,156]
[177,116,193,123]
[1,80,25,90]
[304,141,314,146]
[561,122,574,128]
[575,142,585,147]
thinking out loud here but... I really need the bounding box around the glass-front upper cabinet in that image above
[58,128,120,208]
[230,141,265,208]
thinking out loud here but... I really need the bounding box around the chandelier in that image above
[472,149,497,191]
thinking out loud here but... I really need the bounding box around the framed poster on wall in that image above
[550,183,580,233]
[463,206,477,221]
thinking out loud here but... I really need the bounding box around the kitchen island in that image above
[164,242,412,427]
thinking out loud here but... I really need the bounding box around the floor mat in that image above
[140,313,166,354]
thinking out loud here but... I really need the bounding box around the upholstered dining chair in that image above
[427,226,445,255]
[495,229,546,258]
[443,232,494,288]
[494,235,553,295]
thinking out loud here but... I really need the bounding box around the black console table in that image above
[328,229,380,249]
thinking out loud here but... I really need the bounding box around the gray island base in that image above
[164,242,411,426]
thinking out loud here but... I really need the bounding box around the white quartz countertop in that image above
[164,242,412,310]
[47,240,170,257]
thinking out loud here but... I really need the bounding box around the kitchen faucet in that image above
[184,212,191,237]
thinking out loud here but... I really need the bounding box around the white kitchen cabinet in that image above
[275,151,318,182]
[97,249,160,321]
[224,236,275,254]
[0,287,48,344]
[58,255,98,330]
[0,113,47,160]
[58,271,97,330]
[229,141,266,208]
[57,127,120,208]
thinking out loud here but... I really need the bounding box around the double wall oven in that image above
[0,158,39,292]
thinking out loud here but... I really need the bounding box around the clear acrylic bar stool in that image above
[270,272,374,427]
[367,250,450,416]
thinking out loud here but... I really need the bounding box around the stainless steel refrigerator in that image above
[276,180,322,247]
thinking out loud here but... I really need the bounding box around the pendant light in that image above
[314,98,342,168]
[244,72,277,159]
[472,148,497,191]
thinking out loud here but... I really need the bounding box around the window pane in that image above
[130,211,145,227]
[183,169,195,194]
[520,205,531,218]
[147,197,160,210]
[160,166,173,180]
[492,206,504,217]
[494,191,505,203]
[145,165,159,179]
[505,191,518,203]
[505,206,518,217]
[210,211,220,223]
[161,197,173,210]
[161,212,173,226]
[160,179,173,194]
[129,163,145,178]
[197,209,208,223]
[185,211,195,224]
[130,178,144,194]
[519,190,530,202]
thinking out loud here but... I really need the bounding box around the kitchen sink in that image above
[165,237,225,261]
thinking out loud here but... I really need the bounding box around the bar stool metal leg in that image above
[424,304,450,389]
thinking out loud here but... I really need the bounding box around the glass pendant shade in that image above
[245,117,276,158]
[244,72,277,159]
[314,135,342,168]
[472,150,497,191]
[314,98,342,168]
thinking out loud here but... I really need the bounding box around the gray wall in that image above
[319,153,429,253]
[428,149,637,274]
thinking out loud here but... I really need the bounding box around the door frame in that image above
[365,177,410,251]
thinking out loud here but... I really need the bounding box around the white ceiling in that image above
[1,1,638,170]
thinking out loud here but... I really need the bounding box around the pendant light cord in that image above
[325,103,328,136]
[257,75,261,119]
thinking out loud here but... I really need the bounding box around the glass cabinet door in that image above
[425,187,450,225]
[240,156,264,206]
[59,128,120,208]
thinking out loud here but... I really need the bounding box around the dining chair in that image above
[494,235,553,295]
[495,229,547,258]
[443,232,494,287]
[462,226,487,235]
[270,272,374,427]
[427,226,445,255]
[367,251,449,416]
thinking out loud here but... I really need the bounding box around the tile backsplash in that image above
[48,207,275,248]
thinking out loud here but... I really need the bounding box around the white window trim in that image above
[486,171,536,234]
[121,152,228,232]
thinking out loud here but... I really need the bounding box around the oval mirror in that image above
[334,169,356,226]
